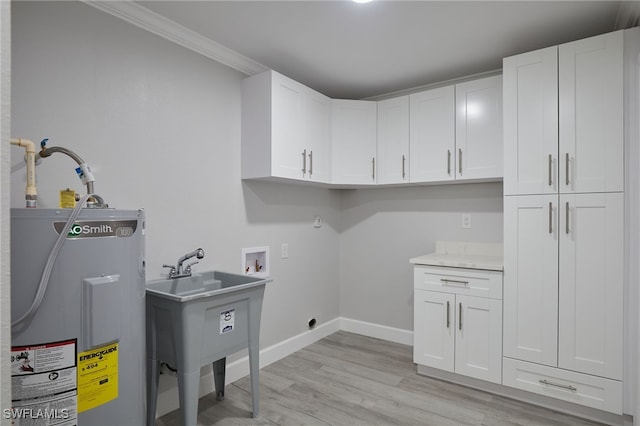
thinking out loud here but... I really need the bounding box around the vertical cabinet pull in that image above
[372,157,376,181]
[565,153,570,186]
[308,150,313,176]
[458,303,463,331]
[301,149,307,174]
[566,202,570,234]
[446,301,450,329]
[402,155,406,179]
[548,202,553,234]
[458,148,463,175]
[548,154,553,186]
[447,150,451,176]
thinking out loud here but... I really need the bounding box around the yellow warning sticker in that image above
[77,342,118,413]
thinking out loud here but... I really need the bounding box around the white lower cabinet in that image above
[413,266,503,384]
[503,358,623,414]
[503,192,624,414]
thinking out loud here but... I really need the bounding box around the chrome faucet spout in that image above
[165,248,205,279]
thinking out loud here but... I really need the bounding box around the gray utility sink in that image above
[145,271,271,426]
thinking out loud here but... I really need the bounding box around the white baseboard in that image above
[338,317,413,346]
[224,317,341,384]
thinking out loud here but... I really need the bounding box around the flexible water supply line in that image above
[10,138,37,208]
[11,193,95,329]
[38,139,105,207]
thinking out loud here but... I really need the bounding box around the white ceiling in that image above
[133,1,633,99]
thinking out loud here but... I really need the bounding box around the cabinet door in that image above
[455,295,503,384]
[331,99,377,185]
[559,30,623,193]
[558,192,623,380]
[503,47,558,195]
[303,90,331,183]
[503,195,558,367]
[377,96,409,184]
[413,290,454,372]
[409,86,455,183]
[271,72,306,180]
[456,75,503,180]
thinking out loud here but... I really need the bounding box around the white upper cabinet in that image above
[331,99,377,185]
[504,30,624,195]
[377,96,409,184]
[409,85,455,183]
[455,75,503,180]
[559,31,624,193]
[503,46,558,196]
[409,76,502,184]
[242,70,331,183]
[243,70,502,187]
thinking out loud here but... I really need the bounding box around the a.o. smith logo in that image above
[53,220,137,238]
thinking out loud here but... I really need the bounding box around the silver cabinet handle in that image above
[458,303,462,331]
[548,202,553,234]
[539,379,577,392]
[301,149,307,174]
[565,153,570,186]
[565,201,570,234]
[446,301,450,329]
[447,150,451,176]
[402,155,406,179]
[548,154,553,186]
[458,148,463,175]
[308,150,313,176]
[440,278,469,287]
[372,157,376,181]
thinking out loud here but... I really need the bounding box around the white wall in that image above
[10,0,341,358]
[339,183,503,331]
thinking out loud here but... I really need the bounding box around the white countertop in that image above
[410,241,503,271]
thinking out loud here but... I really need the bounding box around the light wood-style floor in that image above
[156,331,604,426]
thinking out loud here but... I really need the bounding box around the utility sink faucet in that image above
[163,248,205,279]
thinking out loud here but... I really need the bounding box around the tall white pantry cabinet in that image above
[502,28,638,414]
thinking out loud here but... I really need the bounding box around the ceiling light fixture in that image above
[353,0,373,3]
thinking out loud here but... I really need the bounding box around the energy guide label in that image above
[10,339,78,425]
[77,342,119,413]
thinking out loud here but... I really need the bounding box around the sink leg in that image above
[248,345,259,418]
[212,358,226,401]
[177,369,200,426]
[147,359,160,426]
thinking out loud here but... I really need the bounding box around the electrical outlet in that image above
[281,243,289,259]
[313,216,322,228]
[462,214,472,229]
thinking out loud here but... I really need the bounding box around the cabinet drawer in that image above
[502,357,622,414]
[413,266,502,299]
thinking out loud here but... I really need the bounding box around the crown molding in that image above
[83,1,269,76]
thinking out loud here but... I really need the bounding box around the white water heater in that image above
[10,207,146,425]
